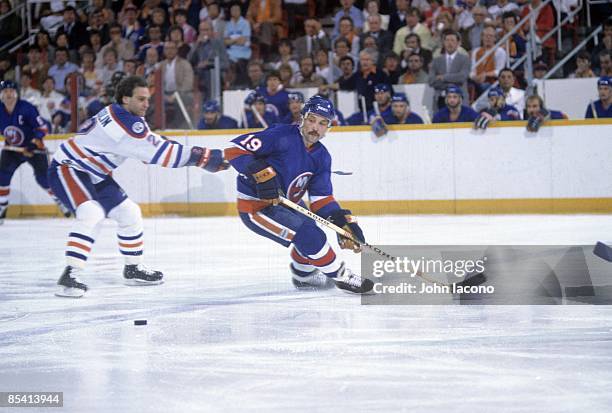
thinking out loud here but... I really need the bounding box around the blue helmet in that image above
[244,91,265,106]
[288,91,305,103]
[0,80,18,92]
[301,95,335,122]
[446,85,463,97]
[598,76,611,87]
[374,83,391,93]
[391,92,409,104]
[487,86,504,98]
[202,100,220,113]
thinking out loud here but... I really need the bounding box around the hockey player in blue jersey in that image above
[225,95,374,294]
[280,91,304,125]
[256,71,290,119]
[0,80,70,224]
[369,83,393,124]
[585,77,612,119]
[525,94,568,132]
[242,91,279,128]
[473,87,520,130]
[197,100,238,130]
[47,76,228,297]
[387,93,424,125]
[432,86,478,123]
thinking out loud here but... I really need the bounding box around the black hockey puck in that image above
[134,320,147,326]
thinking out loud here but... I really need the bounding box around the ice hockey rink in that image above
[1,214,612,412]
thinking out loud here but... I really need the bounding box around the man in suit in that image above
[294,19,331,62]
[360,14,394,55]
[160,41,194,129]
[428,29,470,110]
[55,6,88,50]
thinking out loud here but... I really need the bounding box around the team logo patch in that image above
[132,121,145,134]
[3,126,25,146]
[287,172,313,202]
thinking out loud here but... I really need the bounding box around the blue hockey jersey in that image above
[585,100,612,119]
[242,109,279,129]
[432,105,479,123]
[197,115,238,130]
[386,112,424,124]
[226,123,341,217]
[256,86,290,119]
[497,104,521,121]
[0,99,48,147]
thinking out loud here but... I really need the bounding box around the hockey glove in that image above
[526,109,550,133]
[371,116,388,138]
[187,147,229,172]
[328,209,365,253]
[474,108,497,130]
[247,159,281,204]
[24,139,45,157]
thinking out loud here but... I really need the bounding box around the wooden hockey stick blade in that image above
[2,145,47,155]
[594,241,612,262]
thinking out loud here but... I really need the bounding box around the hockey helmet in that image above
[301,95,335,123]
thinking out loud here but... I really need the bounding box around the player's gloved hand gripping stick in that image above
[247,159,282,204]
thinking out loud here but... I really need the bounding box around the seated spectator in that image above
[295,18,332,62]
[400,33,432,71]
[280,91,305,125]
[149,7,170,39]
[197,100,238,129]
[363,0,389,32]
[88,30,105,68]
[585,77,612,119]
[569,52,596,79]
[315,48,341,84]
[498,68,525,116]
[389,0,410,34]
[160,41,194,129]
[333,0,364,38]
[120,4,144,48]
[37,76,65,123]
[35,30,55,66]
[167,25,192,59]
[54,5,88,51]
[101,23,135,64]
[356,49,389,110]
[525,94,567,132]
[246,0,281,59]
[224,2,252,88]
[488,0,518,21]
[598,50,612,77]
[88,8,110,45]
[257,71,290,119]
[23,46,50,90]
[401,52,428,84]
[466,6,489,51]
[533,60,548,79]
[189,20,229,100]
[332,56,358,91]
[432,85,478,123]
[381,52,401,85]
[54,33,78,63]
[367,83,393,124]
[138,25,165,62]
[242,91,279,128]
[361,34,380,65]
[246,61,265,90]
[174,9,197,44]
[207,2,225,39]
[470,26,507,96]
[123,59,137,76]
[136,47,161,78]
[79,49,103,97]
[501,12,526,67]
[47,47,79,93]
[332,37,357,70]
[387,93,424,124]
[291,56,326,88]
[360,14,393,55]
[278,63,294,89]
[429,30,470,110]
[98,48,124,87]
[393,7,434,56]
[269,39,299,74]
[19,71,42,107]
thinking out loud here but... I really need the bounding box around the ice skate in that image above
[55,266,88,298]
[123,264,164,286]
[333,263,374,294]
[290,264,335,290]
[56,201,72,218]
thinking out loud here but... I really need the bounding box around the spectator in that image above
[470,26,507,96]
[569,52,595,79]
[167,25,192,59]
[269,39,299,74]
[121,4,144,48]
[101,23,136,63]
[430,10,455,53]
[224,2,252,87]
[432,85,478,123]
[387,92,424,124]
[334,17,360,56]
[123,59,138,76]
[363,0,389,32]
[315,48,341,84]
[242,91,279,128]
[333,0,364,38]
[98,48,124,87]
[88,30,105,68]
[429,30,470,110]
[401,53,428,84]
[79,49,103,96]
[389,0,410,34]
[149,8,170,38]
[256,71,290,119]
[246,61,265,89]
[19,72,42,107]
[520,0,555,66]
[278,63,294,89]
[360,14,394,55]
[35,30,55,65]
[140,0,170,28]
[524,94,567,132]
[0,0,22,46]
[48,47,79,93]
[498,68,525,116]
[334,56,358,91]
[138,25,165,62]
[189,20,229,100]
[174,9,197,44]
[280,91,305,125]
[533,60,548,79]
[136,46,160,77]
[246,0,282,59]
[88,8,110,45]
[295,18,332,62]
[55,6,89,50]
[23,46,50,90]
[585,77,612,119]
[501,12,526,67]
[381,52,401,84]
[207,2,225,39]
[332,37,356,70]
[466,6,488,50]
[291,56,326,88]
[393,8,434,56]
[591,18,612,70]
[423,0,452,30]
[488,0,518,21]
[362,34,380,65]
[159,41,194,128]
[455,0,478,33]
[598,50,612,77]
[38,76,65,123]
[54,33,78,64]
[400,32,432,70]
[356,49,389,110]
[197,100,238,129]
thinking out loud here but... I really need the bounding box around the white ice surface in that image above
[1,214,612,412]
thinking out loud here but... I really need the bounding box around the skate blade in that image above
[124,279,164,286]
[292,277,335,290]
[55,287,85,298]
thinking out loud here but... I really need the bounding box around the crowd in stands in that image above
[0,0,611,132]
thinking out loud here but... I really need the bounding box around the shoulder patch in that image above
[132,121,145,134]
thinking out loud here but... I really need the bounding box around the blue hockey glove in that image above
[187,147,229,172]
[371,116,388,138]
[474,108,497,130]
[247,159,281,203]
[526,109,550,133]
[328,209,365,253]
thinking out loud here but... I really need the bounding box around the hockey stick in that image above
[589,100,598,119]
[2,145,48,155]
[250,104,269,128]
[360,96,368,125]
[422,105,432,124]
[278,196,486,288]
[594,241,612,262]
[372,101,388,137]
[173,91,195,130]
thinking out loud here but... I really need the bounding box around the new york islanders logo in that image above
[287,172,313,202]
[3,126,25,146]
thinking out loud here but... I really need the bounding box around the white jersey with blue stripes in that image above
[53,104,190,183]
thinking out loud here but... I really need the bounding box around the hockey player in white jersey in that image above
[48,76,228,297]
